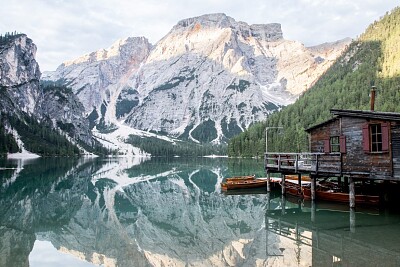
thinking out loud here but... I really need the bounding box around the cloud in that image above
[1,0,398,71]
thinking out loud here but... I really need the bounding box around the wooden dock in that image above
[265,152,341,176]
[263,103,400,208]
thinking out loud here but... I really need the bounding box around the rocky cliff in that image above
[0,34,96,153]
[0,34,41,114]
[37,83,95,147]
[43,13,351,143]
[43,37,152,129]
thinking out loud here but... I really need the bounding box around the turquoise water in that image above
[1,157,400,267]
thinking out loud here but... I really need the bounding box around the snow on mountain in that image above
[6,127,40,159]
[42,37,152,125]
[92,120,181,156]
[43,13,351,144]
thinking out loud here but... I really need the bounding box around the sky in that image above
[1,0,398,71]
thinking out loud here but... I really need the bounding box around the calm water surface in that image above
[1,157,400,267]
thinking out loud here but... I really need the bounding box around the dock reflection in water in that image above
[265,198,400,267]
[0,157,400,266]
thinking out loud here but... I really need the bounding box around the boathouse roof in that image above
[305,109,400,132]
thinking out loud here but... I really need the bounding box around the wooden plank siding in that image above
[309,118,340,153]
[305,116,395,179]
[340,117,393,179]
[392,122,400,179]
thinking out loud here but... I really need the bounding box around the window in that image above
[362,122,389,153]
[330,136,340,153]
[370,124,382,152]
[324,136,346,153]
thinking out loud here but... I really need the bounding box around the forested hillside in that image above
[228,7,400,157]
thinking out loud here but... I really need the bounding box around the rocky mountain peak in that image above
[42,36,152,120]
[173,13,235,31]
[61,36,151,68]
[0,33,41,114]
[0,34,41,87]
[170,13,283,42]
[0,33,98,151]
[247,23,283,41]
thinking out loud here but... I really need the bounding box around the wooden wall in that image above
[309,116,396,180]
[392,122,400,178]
[309,119,340,153]
[341,117,392,179]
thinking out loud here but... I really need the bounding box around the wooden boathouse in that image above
[265,89,400,207]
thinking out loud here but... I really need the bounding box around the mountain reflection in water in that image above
[1,157,400,267]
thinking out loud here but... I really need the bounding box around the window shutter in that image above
[362,124,370,152]
[340,135,346,153]
[324,139,330,153]
[382,122,390,152]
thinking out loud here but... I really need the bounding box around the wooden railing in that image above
[265,152,342,174]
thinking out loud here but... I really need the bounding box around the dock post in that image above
[265,216,269,256]
[298,173,301,188]
[281,195,286,215]
[311,175,316,201]
[350,207,356,233]
[349,176,355,208]
[267,172,271,192]
[281,174,286,195]
[311,200,316,223]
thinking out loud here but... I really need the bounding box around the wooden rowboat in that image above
[302,186,379,205]
[225,175,255,182]
[283,180,304,198]
[221,179,267,191]
[272,178,379,205]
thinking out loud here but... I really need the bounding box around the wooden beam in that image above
[278,155,281,171]
[349,176,355,208]
[350,207,356,233]
[311,200,316,223]
[311,175,316,201]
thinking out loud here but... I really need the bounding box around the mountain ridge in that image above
[43,13,350,144]
[227,7,400,157]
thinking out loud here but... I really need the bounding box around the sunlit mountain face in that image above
[42,14,350,144]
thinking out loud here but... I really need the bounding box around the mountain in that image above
[228,7,400,157]
[43,13,350,143]
[43,37,152,131]
[0,33,41,114]
[0,33,100,156]
[37,81,95,148]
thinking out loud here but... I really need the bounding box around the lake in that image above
[1,157,400,267]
